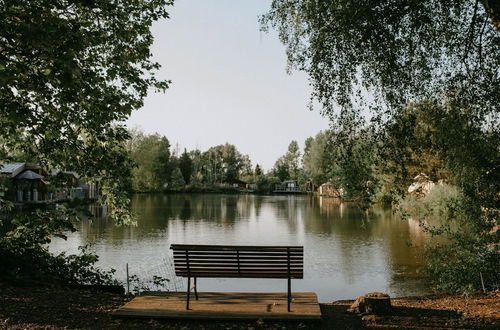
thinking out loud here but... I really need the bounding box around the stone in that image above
[348,292,392,315]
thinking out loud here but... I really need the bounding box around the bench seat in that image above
[170,244,304,311]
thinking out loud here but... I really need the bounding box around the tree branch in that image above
[480,0,500,31]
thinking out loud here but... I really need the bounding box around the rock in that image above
[348,292,392,315]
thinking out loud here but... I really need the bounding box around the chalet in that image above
[220,179,247,189]
[0,163,100,203]
[0,162,49,202]
[50,169,99,200]
[274,180,302,193]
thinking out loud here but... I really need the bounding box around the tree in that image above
[285,140,301,180]
[263,0,499,292]
[302,131,332,185]
[0,0,172,284]
[261,1,499,127]
[170,167,186,189]
[254,164,263,177]
[179,149,193,185]
[203,143,247,182]
[127,130,170,192]
[273,156,290,182]
[1,0,172,221]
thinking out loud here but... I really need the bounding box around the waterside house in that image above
[1,162,100,203]
[274,180,302,193]
[0,163,49,202]
[220,179,247,189]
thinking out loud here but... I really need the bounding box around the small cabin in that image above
[220,179,247,189]
[0,162,49,202]
[274,180,301,193]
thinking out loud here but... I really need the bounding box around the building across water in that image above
[0,162,99,203]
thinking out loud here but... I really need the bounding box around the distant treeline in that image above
[128,101,496,204]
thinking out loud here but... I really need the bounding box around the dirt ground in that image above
[1,283,499,329]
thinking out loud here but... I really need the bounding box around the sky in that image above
[126,0,330,171]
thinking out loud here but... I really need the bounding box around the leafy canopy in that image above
[0,0,173,222]
[261,0,500,127]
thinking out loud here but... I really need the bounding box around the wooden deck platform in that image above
[113,292,321,321]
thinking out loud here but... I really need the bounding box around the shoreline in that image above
[1,283,498,329]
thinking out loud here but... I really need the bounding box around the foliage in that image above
[0,0,172,284]
[302,130,334,186]
[1,0,172,222]
[263,0,500,293]
[127,129,170,192]
[333,128,378,201]
[255,174,281,194]
[390,103,499,293]
[254,164,263,177]
[127,274,170,295]
[0,209,117,285]
[179,149,193,185]
[261,0,500,128]
[169,167,185,189]
[272,140,302,182]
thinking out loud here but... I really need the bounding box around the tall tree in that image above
[0,0,172,284]
[285,140,301,180]
[261,1,499,128]
[179,149,193,185]
[263,0,500,292]
[1,0,172,221]
[254,164,263,177]
[302,131,333,185]
[127,130,170,192]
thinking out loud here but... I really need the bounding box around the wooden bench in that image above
[170,244,304,311]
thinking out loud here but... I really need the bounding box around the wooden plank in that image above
[174,273,303,279]
[173,260,303,265]
[170,244,303,251]
[173,255,303,261]
[174,253,303,257]
[175,260,303,269]
[113,292,321,321]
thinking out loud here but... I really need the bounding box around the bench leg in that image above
[194,277,198,300]
[186,276,191,310]
[287,277,291,312]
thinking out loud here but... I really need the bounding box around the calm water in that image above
[50,193,430,302]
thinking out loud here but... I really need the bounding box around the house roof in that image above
[15,170,44,180]
[1,162,48,177]
[1,163,26,177]
[0,163,25,174]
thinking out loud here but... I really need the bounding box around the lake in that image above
[49,193,430,302]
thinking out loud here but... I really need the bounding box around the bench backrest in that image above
[170,244,303,279]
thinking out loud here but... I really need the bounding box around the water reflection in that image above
[50,194,430,301]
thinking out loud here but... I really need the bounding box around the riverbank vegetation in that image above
[1,0,173,286]
[262,0,499,295]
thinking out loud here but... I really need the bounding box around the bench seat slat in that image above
[171,244,303,251]
[173,255,303,260]
[173,251,303,257]
[174,260,303,265]
[177,264,303,270]
[175,271,303,276]
[174,274,303,279]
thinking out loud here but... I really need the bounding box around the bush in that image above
[0,209,118,286]
[398,184,499,294]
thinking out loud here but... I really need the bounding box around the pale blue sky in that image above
[126,0,329,170]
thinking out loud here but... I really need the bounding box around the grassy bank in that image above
[1,283,499,329]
